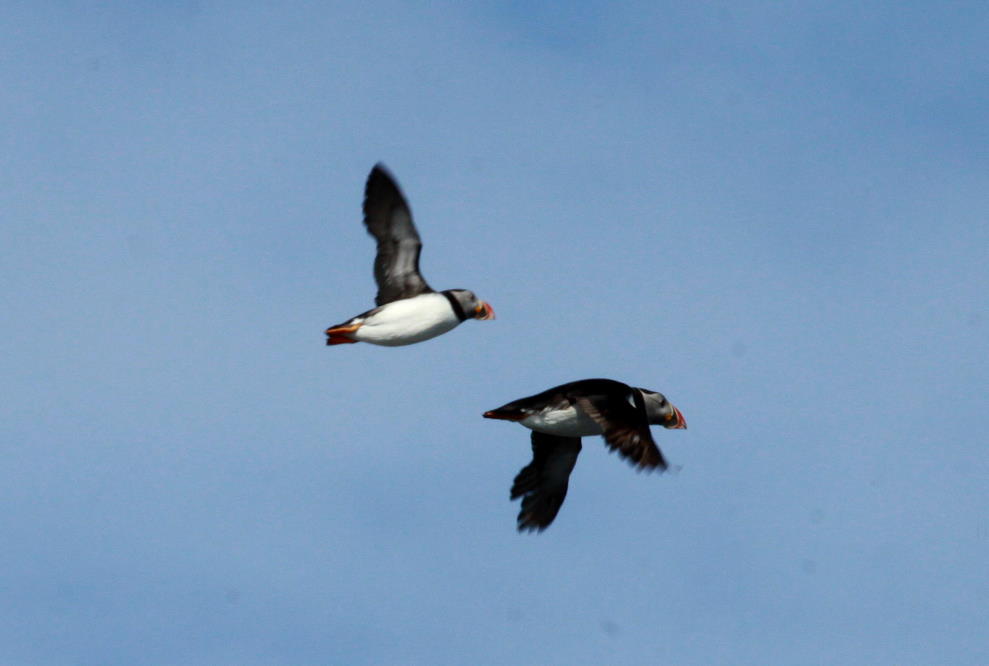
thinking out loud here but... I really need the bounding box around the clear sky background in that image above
[2,2,987,664]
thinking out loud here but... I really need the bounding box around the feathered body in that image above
[484,378,687,532]
[325,164,494,347]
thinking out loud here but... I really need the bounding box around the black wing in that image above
[510,432,582,532]
[575,389,668,470]
[362,164,434,305]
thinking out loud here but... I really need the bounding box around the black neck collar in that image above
[441,290,468,322]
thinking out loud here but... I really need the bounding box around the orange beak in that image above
[667,406,687,429]
[474,301,496,320]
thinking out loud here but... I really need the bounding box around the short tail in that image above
[483,409,526,421]
[325,323,361,346]
[326,334,358,345]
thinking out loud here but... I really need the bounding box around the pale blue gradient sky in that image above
[2,2,987,664]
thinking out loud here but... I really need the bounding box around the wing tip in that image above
[516,514,551,533]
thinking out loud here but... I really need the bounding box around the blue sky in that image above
[2,2,987,664]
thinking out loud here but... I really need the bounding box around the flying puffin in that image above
[483,378,687,532]
[325,164,495,346]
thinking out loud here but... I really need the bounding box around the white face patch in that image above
[638,391,670,422]
[626,391,637,408]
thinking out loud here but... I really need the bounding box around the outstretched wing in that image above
[510,432,582,532]
[575,390,668,470]
[362,164,433,305]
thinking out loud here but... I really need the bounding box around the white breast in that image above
[520,405,602,437]
[352,293,461,346]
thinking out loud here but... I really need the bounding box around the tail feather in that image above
[326,334,358,345]
[325,322,362,346]
[483,409,527,421]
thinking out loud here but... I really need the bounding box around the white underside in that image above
[520,406,603,437]
[352,293,461,346]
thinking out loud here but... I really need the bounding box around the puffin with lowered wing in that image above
[325,164,495,346]
[483,378,687,532]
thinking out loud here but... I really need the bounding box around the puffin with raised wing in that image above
[325,164,495,346]
[483,378,686,532]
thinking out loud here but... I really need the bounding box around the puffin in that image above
[483,378,687,532]
[325,164,495,346]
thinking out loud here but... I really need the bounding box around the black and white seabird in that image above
[483,378,687,532]
[325,164,495,346]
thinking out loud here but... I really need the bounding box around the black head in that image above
[637,388,687,429]
[445,289,495,321]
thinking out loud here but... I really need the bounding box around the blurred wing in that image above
[575,391,668,470]
[510,432,582,532]
[363,164,433,305]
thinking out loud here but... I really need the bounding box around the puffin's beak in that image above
[667,406,687,430]
[474,301,496,320]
